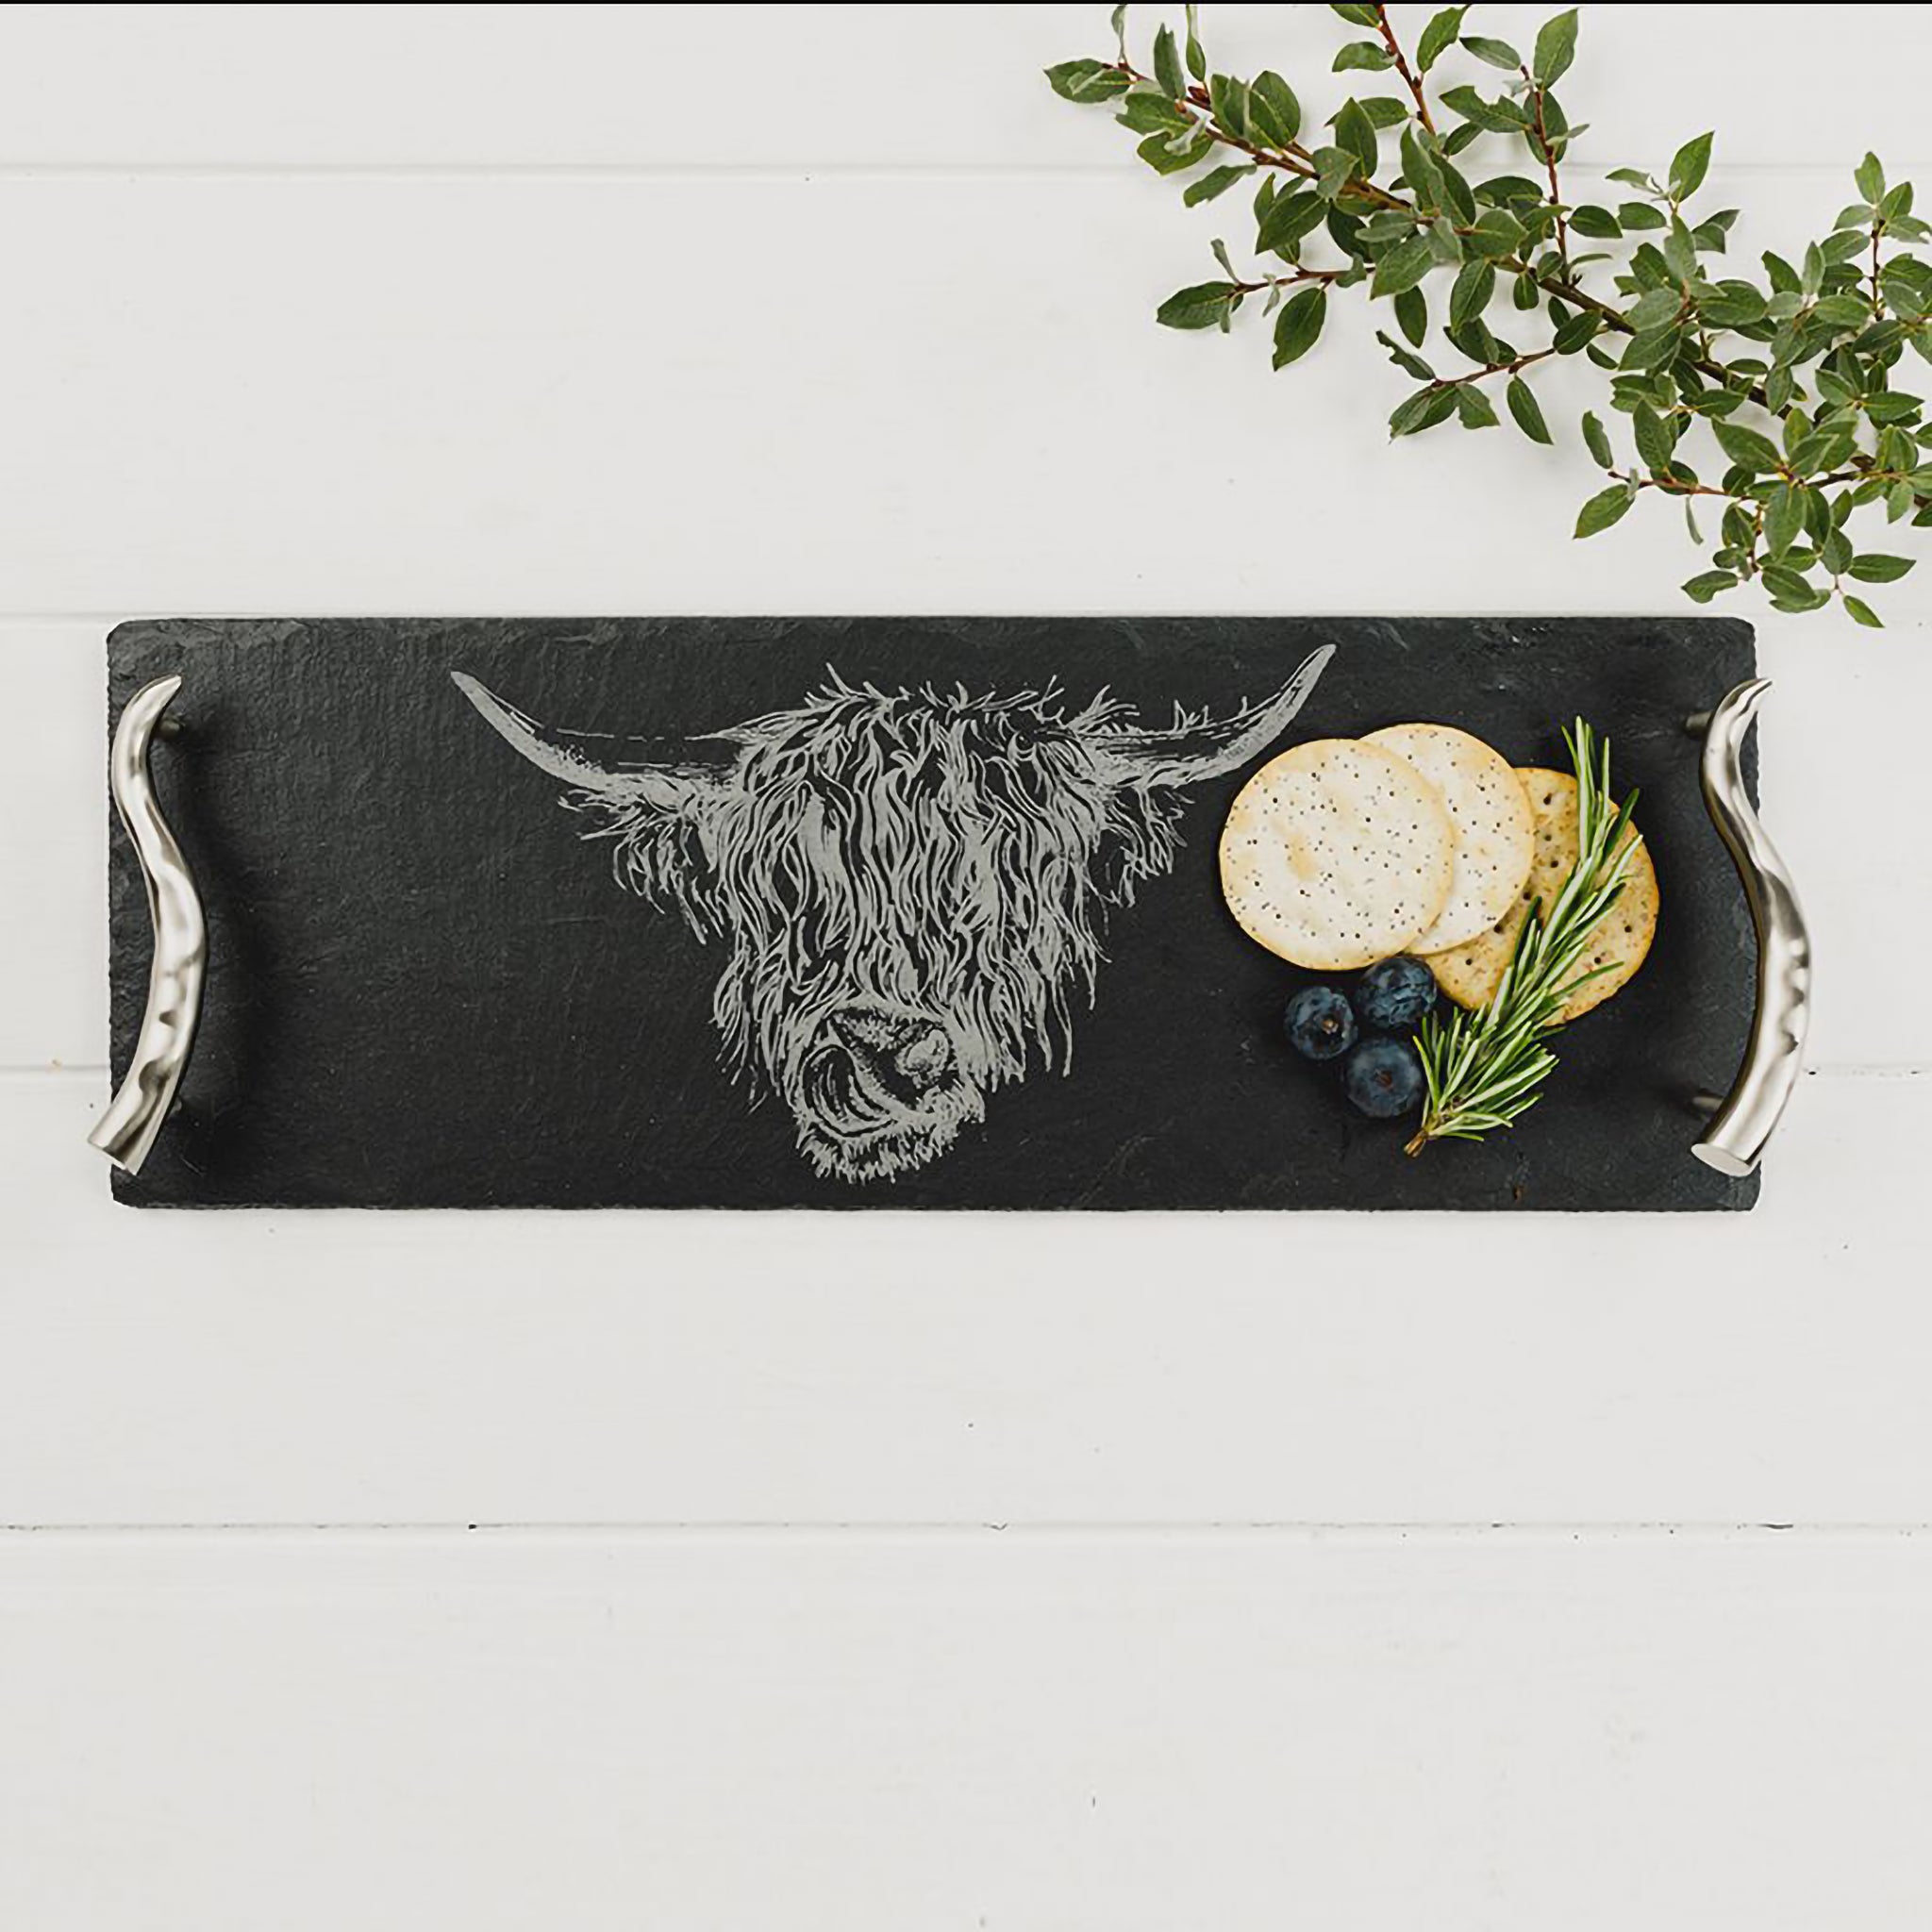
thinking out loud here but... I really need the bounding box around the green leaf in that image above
[1620,325,1683,374]
[1045,59,1132,104]
[1532,8,1578,86]
[1760,563,1817,604]
[1136,126,1217,175]
[1376,328,1437,380]
[1448,258,1495,329]
[1153,25,1186,98]
[1856,153,1887,205]
[1334,97,1380,176]
[1313,144,1358,200]
[1257,187,1327,256]
[1581,410,1615,468]
[1331,3,1382,23]
[1416,6,1468,73]
[1849,553,1916,582]
[1552,310,1601,355]
[1248,71,1302,147]
[1618,201,1667,231]
[1682,570,1739,603]
[1353,96,1410,128]
[1454,383,1500,428]
[1568,203,1622,239]
[1156,281,1241,329]
[1401,125,1446,212]
[1865,392,1924,425]
[1712,421,1784,473]
[1506,375,1552,443]
[1392,284,1428,345]
[1465,207,1526,258]
[1668,131,1713,203]
[1271,285,1328,367]
[1460,34,1523,69]
[1118,90,1194,133]
[1185,3,1208,80]
[1574,483,1637,537]
[1626,287,1684,333]
[1111,2,1129,59]
[1662,219,1698,286]
[1811,292,1874,331]
[1698,280,1768,329]
[1390,384,1458,437]
[1764,481,1807,557]
[1842,592,1884,627]
[1439,85,1519,134]
[1334,41,1394,72]
[1431,149,1478,225]
[1371,233,1437,299]
[1184,163,1256,206]
[1632,403,1674,473]
[1208,74,1251,138]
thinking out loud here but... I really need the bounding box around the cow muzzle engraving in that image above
[797,1005,976,1180]
[453,646,1332,1183]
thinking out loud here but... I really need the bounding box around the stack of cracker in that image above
[1219,723,1657,1013]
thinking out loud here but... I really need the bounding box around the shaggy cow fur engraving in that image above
[454,646,1331,1182]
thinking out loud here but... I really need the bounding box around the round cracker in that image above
[1363,723,1536,954]
[1219,738,1456,971]
[1425,766,1659,1022]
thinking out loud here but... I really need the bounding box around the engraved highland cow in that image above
[453,645,1331,1182]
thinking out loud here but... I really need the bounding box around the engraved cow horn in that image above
[451,672,745,801]
[1087,643,1335,789]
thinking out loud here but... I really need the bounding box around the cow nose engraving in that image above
[892,1025,954,1091]
[830,1008,956,1098]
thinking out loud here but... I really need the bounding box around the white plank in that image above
[3,1066,1926,1528]
[4,170,1928,621]
[0,4,1926,173]
[2,1527,1928,1930]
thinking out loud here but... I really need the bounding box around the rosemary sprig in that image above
[1406,718,1637,1156]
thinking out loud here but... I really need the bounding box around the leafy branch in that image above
[1048,4,1932,624]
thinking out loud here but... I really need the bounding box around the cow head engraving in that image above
[453,645,1331,1182]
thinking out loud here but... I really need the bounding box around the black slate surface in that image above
[107,616,1759,1210]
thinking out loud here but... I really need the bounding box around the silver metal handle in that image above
[89,675,206,1175]
[1690,678,1810,1176]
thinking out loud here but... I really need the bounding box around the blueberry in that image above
[1284,984,1357,1062]
[1355,956,1438,1032]
[1342,1037,1425,1119]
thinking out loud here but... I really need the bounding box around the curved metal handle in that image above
[1690,678,1810,1177]
[89,675,206,1175]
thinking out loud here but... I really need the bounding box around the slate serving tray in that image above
[107,616,1760,1210]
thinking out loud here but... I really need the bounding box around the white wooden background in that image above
[3,6,1930,1925]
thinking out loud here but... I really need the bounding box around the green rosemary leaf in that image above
[1406,721,1636,1156]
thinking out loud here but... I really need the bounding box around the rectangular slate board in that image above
[107,616,1759,1210]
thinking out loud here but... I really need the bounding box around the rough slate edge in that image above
[102,615,1761,1213]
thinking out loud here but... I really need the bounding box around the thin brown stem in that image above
[1230,265,1349,294]
[1374,5,1436,135]
[1522,70,1571,275]
[1426,343,1560,391]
